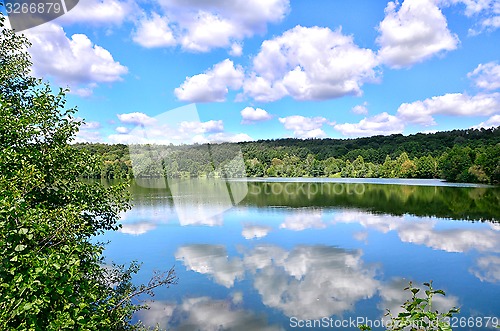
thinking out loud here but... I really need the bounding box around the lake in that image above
[100,178,500,330]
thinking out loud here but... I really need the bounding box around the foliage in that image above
[0,10,175,330]
[360,282,460,331]
[75,127,500,184]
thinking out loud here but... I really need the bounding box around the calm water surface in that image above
[101,178,500,330]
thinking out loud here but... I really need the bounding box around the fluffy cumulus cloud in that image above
[279,210,326,231]
[175,59,244,102]
[352,102,369,115]
[279,116,329,138]
[469,255,500,283]
[472,114,500,129]
[396,92,500,125]
[25,23,128,96]
[117,112,156,126]
[240,107,272,124]
[175,245,244,288]
[179,120,224,134]
[56,0,137,25]
[133,0,290,52]
[377,0,459,68]
[244,25,379,102]
[74,120,102,142]
[132,13,176,48]
[334,112,404,137]
[110,110,252,145]
[444,0,500,33]
[333,211,500,253]
[136,297,282,331]
[242,225,273,239]
[468,62,500,90]
[245,245,379,319]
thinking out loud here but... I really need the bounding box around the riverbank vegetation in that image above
[76,127,500,184]
[0,10,175,330]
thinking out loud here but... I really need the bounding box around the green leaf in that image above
[14,244,27,252]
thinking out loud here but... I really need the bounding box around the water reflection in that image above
[242,224,272,239]
[469,256,500,283]
[333,211,500,253]
[248,245,379,320]
[175,243,380,320]
[377,278,459,321]
[100,179,500,330]
[137,296,283,331]
[175,245,244,288]
[242,181,500,222]
[279,209,326,231]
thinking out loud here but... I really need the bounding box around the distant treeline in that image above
[74,127,500,184]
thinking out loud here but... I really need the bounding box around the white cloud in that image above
[230,43,243,57]
[179,12,239,52]
[334,112,404,137]
[25,23,128,95]
[74,129,102,143]
[279,116,329,138]
[397,92,500,125]
[149,0,290,53]
[80,120,101,130]
[175,245,244,288]
[117,112,157,126]
[244,25,379,102]
[73,120,102,142]
[245,245,379,319]
[115,126,129,134]
[333,211,500,253]
[110,115,251,145]
[137,297,282,331]
[179,120,224,134]
[241,107,272,124]
[468,62,500,90]
[242,225,272,239]
[351,102,369,115]
[472,114,500,128]
[132,13,176,48]
[469,255,500,283]
[205,132,254,143]
[119,221,157,235]
[377,0,459,68]
[56,0,136,25]
[175,59,244,102]
[279,210,326,231]
[444,0,500,33]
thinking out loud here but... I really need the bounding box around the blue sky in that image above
[5,0,500,143]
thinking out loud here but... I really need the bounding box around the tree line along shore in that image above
[76,127,500,184]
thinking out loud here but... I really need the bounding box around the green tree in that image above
[439,146,475,182]
[0,11,175,330]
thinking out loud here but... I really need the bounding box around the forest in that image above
[75,126,500,184]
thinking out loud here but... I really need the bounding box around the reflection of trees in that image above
[243,182,500,222]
